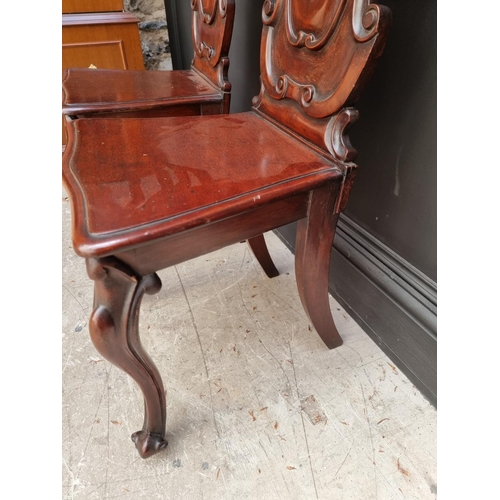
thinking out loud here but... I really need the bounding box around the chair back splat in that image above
[253,0,390,209]
[191,0,235,111]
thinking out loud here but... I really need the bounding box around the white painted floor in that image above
[62,193,437,500]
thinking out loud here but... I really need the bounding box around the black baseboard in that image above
[274,215,437,407]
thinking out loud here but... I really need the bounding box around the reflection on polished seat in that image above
[63,0,391,459]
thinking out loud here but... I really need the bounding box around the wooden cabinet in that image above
[62,0,144,143]
[63,13,145,72]
[62,0,124,14]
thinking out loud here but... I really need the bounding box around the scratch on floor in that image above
[332,444,353,481]
[215,274,247,297]
[79,365,112,467]
[289,342,319,500]
[175,266,221,440]
[105,381,110,498]
[63,283,89,317]
[360,382,378,499]
[62,457,83,500]
[236,281,295,388]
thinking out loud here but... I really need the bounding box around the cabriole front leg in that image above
[295,184,343,349]
[86,257,168,459]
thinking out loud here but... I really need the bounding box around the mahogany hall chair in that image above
[62,0,279,279]
[63,0,391,459]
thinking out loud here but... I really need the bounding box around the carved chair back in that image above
[252,0,390,163]
[190,0,235,94]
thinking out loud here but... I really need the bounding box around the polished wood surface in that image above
[63,0,124,14]
[62,12,141,26]
[63,0,391,459]
[64,113,342,257]
[62,69,221,115]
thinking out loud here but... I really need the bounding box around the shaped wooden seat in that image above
[63,0,391,459]
[62,68,224,116]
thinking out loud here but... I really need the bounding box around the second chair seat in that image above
[62,68,224,117]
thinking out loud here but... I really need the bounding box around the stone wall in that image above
[123,0,172,70]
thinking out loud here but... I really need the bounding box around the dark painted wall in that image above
[347,0,437,281]
[163,0,193,71]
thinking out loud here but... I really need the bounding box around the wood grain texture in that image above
[62,15,144,70]
[62,0,124,14]
[253,0,391,158]
[295,185,343,348]
[63,113,343,258]
[62,69,221,115]
[62,12,142,26]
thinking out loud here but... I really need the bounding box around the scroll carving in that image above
[285,0,347,50]
[197,41,216,61]
[216,58,231,91]
[191,0,231,66]
[191,0,227,24]
[324,108,359,161]
[255,0,389,153]
[273,75,315,108]
[262,0,281,26]
[352,0,381,41]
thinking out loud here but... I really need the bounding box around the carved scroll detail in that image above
[262,0,281,26]
[324,108,359,161]
[272,75,316,108]
[191,0,227,24]
[87,257,167,459]
[218,0,228,18]
[216,57,231,92]
[352,0,381,42]
[252,81,265,108]
[285,0,347,50]
[198,41,216,61]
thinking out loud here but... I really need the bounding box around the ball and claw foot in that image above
[131,430,168,459]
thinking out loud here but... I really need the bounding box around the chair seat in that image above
[62,68,222,115]
[63,112,344,257]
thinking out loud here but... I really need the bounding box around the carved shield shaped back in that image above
[192,0,231,67]
[191,0,235,91]
[259,0,388,119]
